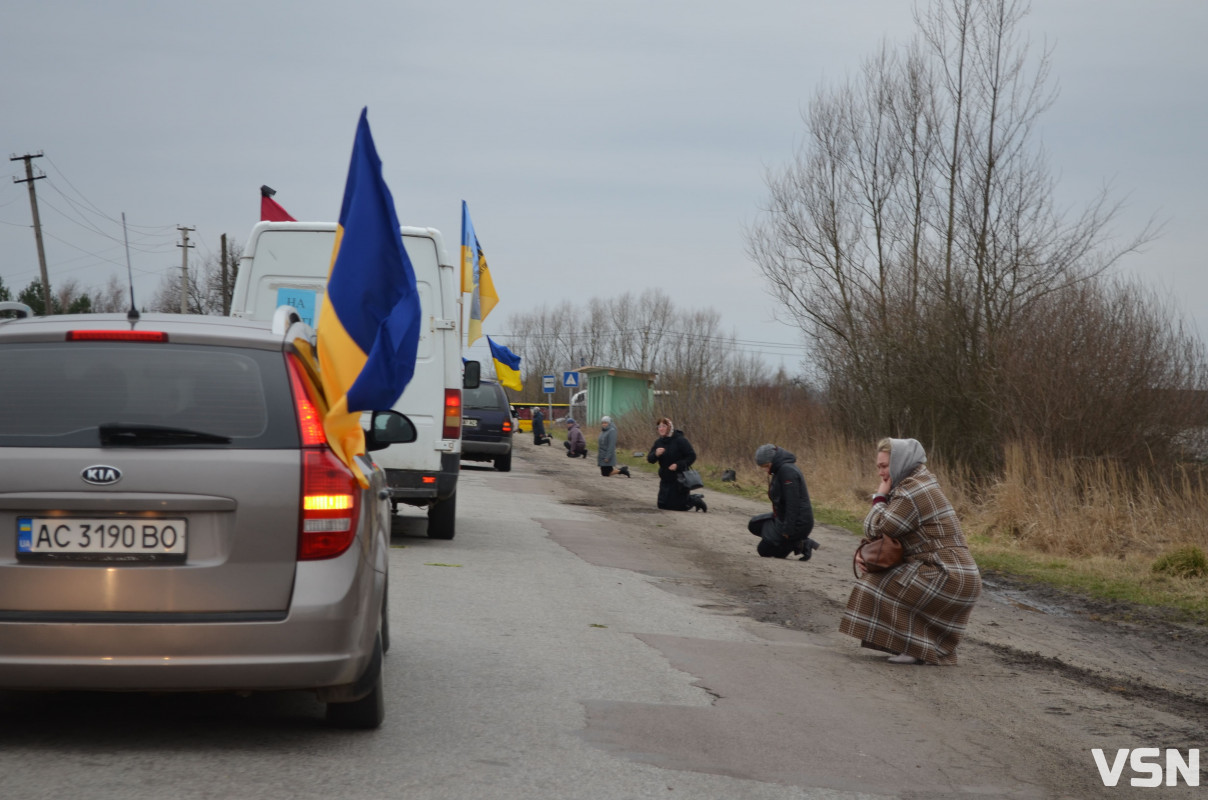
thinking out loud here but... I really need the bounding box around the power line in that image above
[1,156,187,301]
[487,327,808,352]
[43,155,173,233]
[35,192,177,254]
[480,332,809,364]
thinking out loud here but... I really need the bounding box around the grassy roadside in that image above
[642,454,1208,624]
[579,428,1208,624]
[967,542,1208,624]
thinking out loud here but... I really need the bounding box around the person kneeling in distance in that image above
[748,443,819,560]
[563,417,588,458]
[530,407,552,446]
[597,416,630,477]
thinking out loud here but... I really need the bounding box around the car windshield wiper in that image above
[99,423,232,446]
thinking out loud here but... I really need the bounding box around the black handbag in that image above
[677,468,704,490]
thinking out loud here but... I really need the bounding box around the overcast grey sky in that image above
[2,1,1205,374]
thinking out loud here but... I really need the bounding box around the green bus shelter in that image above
[577,366,657,424]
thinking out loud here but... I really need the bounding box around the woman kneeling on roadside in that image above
[838,437,981,665]
[646,417,706,512]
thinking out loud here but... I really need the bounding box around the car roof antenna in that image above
[122,212,140,323]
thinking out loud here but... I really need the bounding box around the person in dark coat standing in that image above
[564,417,588,458]
[747,443,819,560]
[531,407,551,445]
[646,417,706,512]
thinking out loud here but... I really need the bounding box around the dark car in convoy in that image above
[0,303,415,728]
[460,379,514,472]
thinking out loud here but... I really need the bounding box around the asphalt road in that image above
[3,442,1199,798]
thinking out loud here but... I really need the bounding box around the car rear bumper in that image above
[384,453,459,502]
[0,550,382,693]
[461,439,512,457]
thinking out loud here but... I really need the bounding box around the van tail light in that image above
[443,389,462,439]
[502,419,513,434]
[286,354,360,560]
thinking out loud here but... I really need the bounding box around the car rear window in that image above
[463,384,506,411]
[0,342,299,448]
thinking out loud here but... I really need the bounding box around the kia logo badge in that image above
[82,465,122,485]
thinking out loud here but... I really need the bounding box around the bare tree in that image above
[748,0,1163,471]
[91,274,131,313]
[504,291,772,410]
[633,289,673,373]
[507,304,567,394]
[998,276,1207,466]
[582,297,610,367]
[608,293,639,368]
[150,238,242,314]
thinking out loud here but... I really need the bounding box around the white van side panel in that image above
[230,222,461,479]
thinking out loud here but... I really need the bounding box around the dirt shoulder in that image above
[518,438,1208,795]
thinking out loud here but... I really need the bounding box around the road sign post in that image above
[563,372,581,416]
[542,374,556,420]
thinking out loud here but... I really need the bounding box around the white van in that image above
[229,221,466,539]
[569,390,587,424]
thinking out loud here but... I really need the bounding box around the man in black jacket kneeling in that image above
[748,444,820,561]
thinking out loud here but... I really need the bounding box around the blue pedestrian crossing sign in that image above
[562,371,580,388]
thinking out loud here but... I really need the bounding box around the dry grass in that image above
[663,401,1208,618]
[970,442,1208,557]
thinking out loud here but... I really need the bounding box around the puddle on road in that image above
[981,578,1071,616]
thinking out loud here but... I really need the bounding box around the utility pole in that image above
[177,225,195,314]
[10,152,52,314]
[220,232,230,315]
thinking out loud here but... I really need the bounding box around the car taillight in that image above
[286,355,327,446]
[67,330,168,342]
[443,388,462,439]
[502,419,513,434]
[299,449,360,560]
[286,354,359,560]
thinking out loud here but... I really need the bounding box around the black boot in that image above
[799,538,820,561]
[619,465,630,477]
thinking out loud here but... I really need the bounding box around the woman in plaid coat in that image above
[839,438,981,665]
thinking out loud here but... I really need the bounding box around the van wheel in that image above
[427,493,456,540]
[325,634,385,730]
[494,451,512,472]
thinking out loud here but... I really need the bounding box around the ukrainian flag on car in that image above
[488,336,523,392]
[461,201,497,346]
[318,108,421,485]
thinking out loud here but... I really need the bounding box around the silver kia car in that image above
[0,303,413,728]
